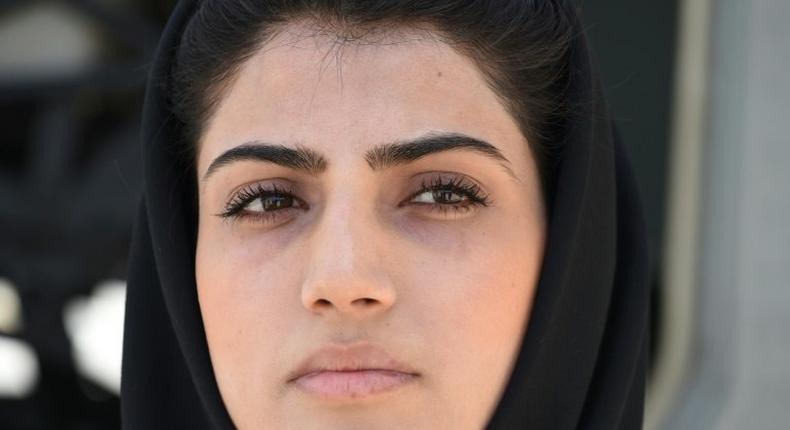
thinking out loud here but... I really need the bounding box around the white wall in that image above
[662,0,790,428]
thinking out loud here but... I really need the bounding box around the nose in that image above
[300,197,396,318]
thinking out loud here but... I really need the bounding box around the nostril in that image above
[353,297,378,306]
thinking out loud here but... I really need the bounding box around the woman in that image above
[121,0,650,429]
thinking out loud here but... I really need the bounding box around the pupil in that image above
[262,195,291,211]
[434,190,461,203]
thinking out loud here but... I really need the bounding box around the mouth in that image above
[287,342,420,401]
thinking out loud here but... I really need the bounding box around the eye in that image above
[217,183,307,225]
[404,175,491,219]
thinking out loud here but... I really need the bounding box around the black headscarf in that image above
[121,0,651,428]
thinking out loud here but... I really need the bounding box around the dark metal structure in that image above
[0,1,173,428]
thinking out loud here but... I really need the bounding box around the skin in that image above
[195,22,546,430]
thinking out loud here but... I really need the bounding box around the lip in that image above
[287,342,420,400]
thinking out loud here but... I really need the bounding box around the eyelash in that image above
[217,175,491,224]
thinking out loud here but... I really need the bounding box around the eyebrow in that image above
[202,131,518,182]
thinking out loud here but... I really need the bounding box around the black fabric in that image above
[120,0,651,429]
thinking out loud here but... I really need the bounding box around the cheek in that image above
[197,242,295,345]
[196,219,305,321]
[195,226,300,420]
[399,215,543,416]
[415,205,543,331]
[413,214,543,404]
[423,234,541,349]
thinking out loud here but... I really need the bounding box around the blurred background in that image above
[0,0,787,429]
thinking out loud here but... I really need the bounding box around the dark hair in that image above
[169,0,577,200]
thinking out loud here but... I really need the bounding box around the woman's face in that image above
[195,24,546,430]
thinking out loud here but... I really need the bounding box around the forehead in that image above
[199,21,526,168]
